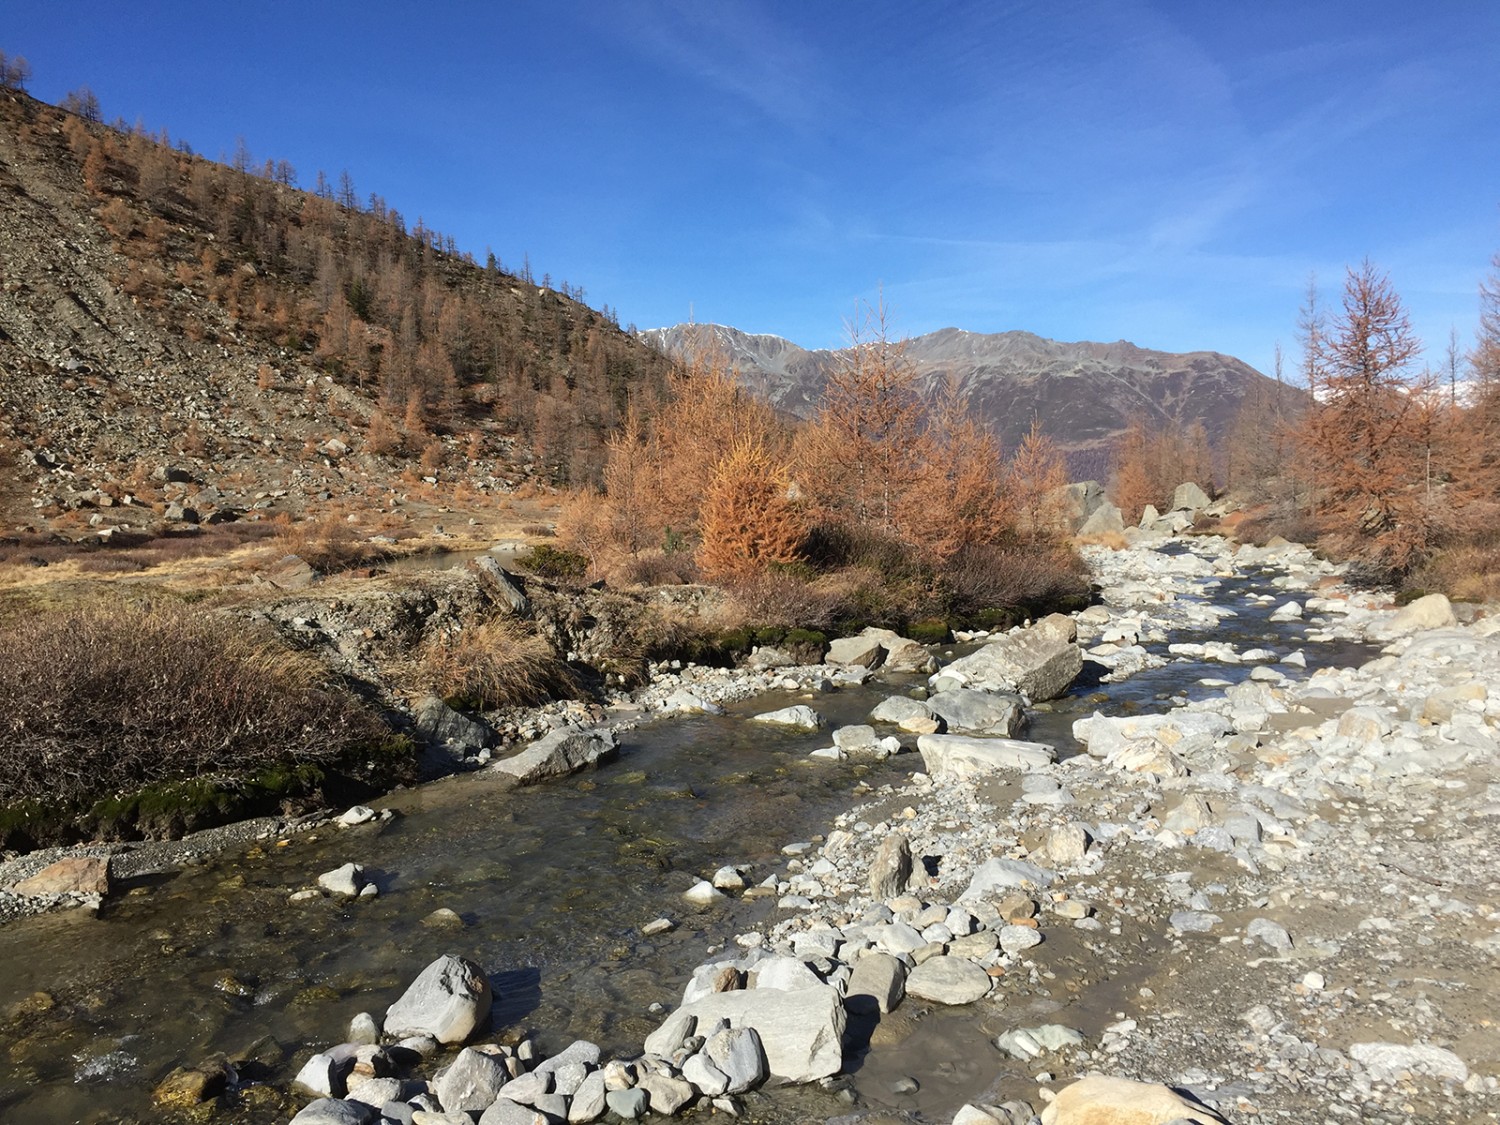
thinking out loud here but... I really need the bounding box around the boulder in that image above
[289,1100,377,1125]
[869,696,935,725]
[868,832,913,899]
[414,696,491,754]
[9,856,111,897]
[826,634,886,668]
[750,705,823,730]
[317,863,367,897]
[471,557,531,615]
[925,688,1025,736]
[1369,593,1457,640]
[1171,481,1212,513]
[1078,502,1124,536]
[384,954,492,1045]
[904,955,992,1005]
[937,615,1082,702]
[703,1025,768,1094]
[918,735,1056,777]
[1055,480,1105,530]
[1039,1075,1227,1124]
[436,1048,509,1114]
[646,985,843,1084]
[489,727,617,784]
[844,951,906,1015]
[479,1100,554,1125]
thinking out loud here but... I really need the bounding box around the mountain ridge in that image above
[639,322,1283,478]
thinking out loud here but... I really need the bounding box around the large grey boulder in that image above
[414,696,492,753]
[868,832,913,899]
[384,954,492,1045]
[1055,480,1105,530]
[1170,481,1212,513]
[436,1048,509,1114]
[925,688,1025,736]
[489,727,617,784]
[645,985,844,1083]
[1078,502,1124,536]
[826,634,886,668]
[869,696,934,725]
[827,627,929,672]
[704,1026,768,1094]
[904,956,992,1005]
[917,734,1056,777]
[937,614,1082,702]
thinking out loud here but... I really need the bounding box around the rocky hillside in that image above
[0,88,673,536]
[639,323,1290,478]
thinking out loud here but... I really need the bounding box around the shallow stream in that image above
[0,549,1375,1123]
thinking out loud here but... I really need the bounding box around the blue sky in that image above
[8,2,1499,377]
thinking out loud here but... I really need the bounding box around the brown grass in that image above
[0,600,383,808]
[406,616,578,709]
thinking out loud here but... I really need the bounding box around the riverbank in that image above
[3,532,1496,1124]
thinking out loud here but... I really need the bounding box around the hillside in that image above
[638,322,1289,478]
[0,87,673,538]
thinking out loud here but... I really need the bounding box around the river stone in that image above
[1350,1041,1468,1083]
[682,1053,730,1096]
[414,695,491,753]
[883,636,933,673]
[998,925,1043,954]
[639,1071,694,1115]
[684,880,726,906]
[1035,823,1091,867]
[497,1069,553,1106]
[996,1024,1086,1059]
[1370,593,1456,640]
[704,1026,768,1093]
[295,1052,350,1098]
[435,1047,509,1113]
[918,734,1056,777]
[489,726,617,784]
[750,705,823,729]
[1247,918,1293,952]
[905,955,991,1005]
[1039,1075,1227,1124]
[845,951,906,1015]
[568,1071,608,1123]
[961,857,1057,900]
[534,1039,602,1079]
[385,954,492,1045]
[870,696,934,725]
[317,863,365,897]
[10,856,111,897]
[937,615,1082,702]
[477,1100,552,1125]
[827,634,886,668]
[868,832,913,900]
[605,1087,649,1120]
[346,1077,410,1108]
[289,1100,377,1125]
[336,804,377,828]
[753,955,823,992]
[925,688,1025,736]
[651,985,842,1083]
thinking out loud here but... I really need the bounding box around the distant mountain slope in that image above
[639,323,1286,478]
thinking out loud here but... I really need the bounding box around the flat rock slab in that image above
[489,727,617,784]
[925,688,1024,736]
[750,705,823,729]
[9,856,111,897]
[904,955,992,1005]
[645,984,844,1083]
[918,734,1056,777]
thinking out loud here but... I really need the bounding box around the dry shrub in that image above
[610,549,698,588]
[1073,530,1130,550]
[273,513,382,573]
[938,544,1091,620]
[0,601,383,807]
[410,616,577,709]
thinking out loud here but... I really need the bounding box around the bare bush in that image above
[0,601,383,808]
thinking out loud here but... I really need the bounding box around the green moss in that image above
[908,618,950,644]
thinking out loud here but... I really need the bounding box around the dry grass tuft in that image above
[408,616,578,709]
